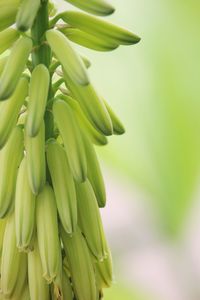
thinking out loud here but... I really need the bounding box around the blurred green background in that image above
[60,0,200,299]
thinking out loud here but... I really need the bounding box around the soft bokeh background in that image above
[59,1,200,299]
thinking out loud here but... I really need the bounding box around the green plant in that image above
[0,0,140,299]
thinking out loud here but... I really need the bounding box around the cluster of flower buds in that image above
[0,0,140,299]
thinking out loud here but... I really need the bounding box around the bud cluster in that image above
[0,0,140,299]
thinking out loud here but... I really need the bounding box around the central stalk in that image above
[31,1,51,68]
[30,1,54,140]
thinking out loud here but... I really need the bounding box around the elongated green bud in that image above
[60,227,97,300]
[51,272,63,300]
[16,0,41,32]
[36,184,62,284]
[94,246,113,288]
[62,266,73,300]
[63,95,108,146]
[53,53,90,75]
[0,0,21,32]
[0,77,28,148]
[0,219,7,258]
[15,157,36,252]
[63,71,113,136]
[20,286,31,300]
[1,214,25,296]
[104,99,125,135]
[9,253,27,299]
[59,11,141,45]
[60,27,118,52]
[76,180,107,261]
[83,135,106,207]
[28,238,50,300]
[0,37,32,100]
[25,122,46,195]
[63,256,70,275]
[46,140,77,234]
[46,29,89,86]
[53,99,87,182]
[49,54,89,75]
[26,64,50,137]
[65,0,115,16]
[0,126,23,218]
[0,218,7,270]
[49,53,89,72]
[0,56,8,76]
[0,28,20,55]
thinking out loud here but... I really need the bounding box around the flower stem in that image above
[31,0,51,68]
[31,1,54,140]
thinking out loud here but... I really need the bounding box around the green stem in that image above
[52,78,65,95]
[31,1,54,140]
[31,1,51,68]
